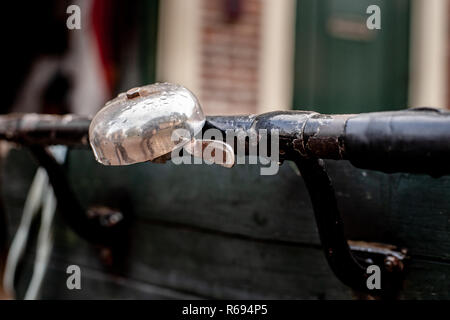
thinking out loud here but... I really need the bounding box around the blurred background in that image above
[1,0,448,118]
[1,0,450,300]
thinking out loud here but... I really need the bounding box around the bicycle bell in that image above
[89,82,235,167]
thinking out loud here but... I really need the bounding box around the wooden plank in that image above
[399,259,450,299]
[20,217,450,300]
[16,256,200,300]
[46,220,352,299]
[3,148,450,299]
[64,149,321,245]
[7,148,450,260]
[327,160,450,260]
[65,149,450,260]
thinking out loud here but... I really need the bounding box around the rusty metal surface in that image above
[206,108,450,176]
[1,108,449,176]
[0,113,90,147]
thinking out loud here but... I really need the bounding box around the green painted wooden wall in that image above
[3,148,450,299]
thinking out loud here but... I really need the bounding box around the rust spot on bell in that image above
[126,87,141,99]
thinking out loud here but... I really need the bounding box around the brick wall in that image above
[200,0,261,114]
